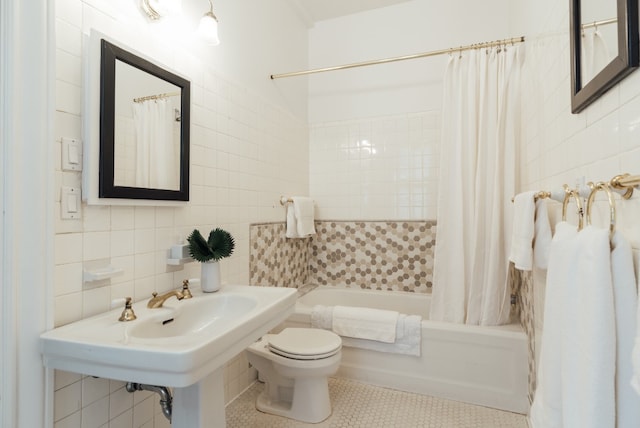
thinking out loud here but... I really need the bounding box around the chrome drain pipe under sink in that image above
[126,382,172,422]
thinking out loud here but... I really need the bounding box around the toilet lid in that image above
[268,328,341,360]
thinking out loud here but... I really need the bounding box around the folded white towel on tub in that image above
[332,305,399,343]
[341,314,422,357]
[310,305,422,356]
[310,305,333,330]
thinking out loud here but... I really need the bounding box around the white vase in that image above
[201,261,221,292]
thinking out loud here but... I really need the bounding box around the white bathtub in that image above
[281,286,529,414]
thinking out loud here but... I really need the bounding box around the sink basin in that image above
[40,285,297,387]
[128,294,258,340]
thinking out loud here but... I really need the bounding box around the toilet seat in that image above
[267,328,341,360]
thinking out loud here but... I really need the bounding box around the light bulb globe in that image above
[198,12,220,46]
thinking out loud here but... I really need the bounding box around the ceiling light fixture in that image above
[198,0,220,46]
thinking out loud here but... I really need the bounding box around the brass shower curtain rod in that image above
[270,35,525,80]
[581,17,617,30]
[133,92,180,103]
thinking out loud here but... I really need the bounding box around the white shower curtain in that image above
[581,30,611,85]
[133,98,180,189]
[430,46,522,326]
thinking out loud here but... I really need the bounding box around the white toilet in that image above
[245,327,342,423]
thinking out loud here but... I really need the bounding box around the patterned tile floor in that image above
[226,377,528,428]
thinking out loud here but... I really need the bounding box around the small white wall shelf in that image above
[83,265,124,282]
[167,243,194,266]
[167,257,194,266]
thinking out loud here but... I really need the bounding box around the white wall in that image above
[512,0,640,384]
[308,0,515,123]
[52,0,309,426]
[307,0,514,220]
[310,112,441,219]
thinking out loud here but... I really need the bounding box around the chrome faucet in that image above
[147,290,184,309]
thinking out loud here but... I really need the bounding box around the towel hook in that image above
[279,196,292,206]
[561,185,584,230]
[586,182,616,237]
[534,190,551,202]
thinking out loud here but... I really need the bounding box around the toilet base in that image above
[255,376,332,423]
[245,332,342,424]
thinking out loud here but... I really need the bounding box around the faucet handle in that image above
[181,279,193,299]
[118,297,137,322]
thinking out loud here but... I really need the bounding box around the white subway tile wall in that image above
[53,0,308,426]
[310,112,440,220]
[518,0,640,387]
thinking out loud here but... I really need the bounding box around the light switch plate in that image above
[62,137,83,171]
[61,186,82,219]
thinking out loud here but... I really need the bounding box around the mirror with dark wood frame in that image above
[570,0,639,113]
[100,39,190,200]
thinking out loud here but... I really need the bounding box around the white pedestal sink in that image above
[40,285,297,427]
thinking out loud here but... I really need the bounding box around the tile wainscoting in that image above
[509,264,536,404]
[250,220,436,292]
[249,222,313,287]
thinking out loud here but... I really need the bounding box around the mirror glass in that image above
[580,1,618,84]
[570,0,639,113]
[100,39,190,200]
[114,61,182,190]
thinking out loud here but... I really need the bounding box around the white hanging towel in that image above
[562,226,615,428]
[610,231,640,426]
[533,198,552,270]
[285,197,316,238]
[530,223,616,428]
[509,191,537,270]
[332,305,399,343]
[285,204,300,238]
[634,295,640,395]
[530,222,578,428]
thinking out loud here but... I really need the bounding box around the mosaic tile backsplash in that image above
[508,263,536,404]
[249,222,312,287]
[249,220,436,293]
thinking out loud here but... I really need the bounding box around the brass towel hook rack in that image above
[586,182,616,237]
[609,173,635,199]
[561,185,584,230]
[509,190,551,203]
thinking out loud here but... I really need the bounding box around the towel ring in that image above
[562,187,584,230]
[586,182,616,236]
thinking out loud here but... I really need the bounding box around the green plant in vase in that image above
[187,228,235,292]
